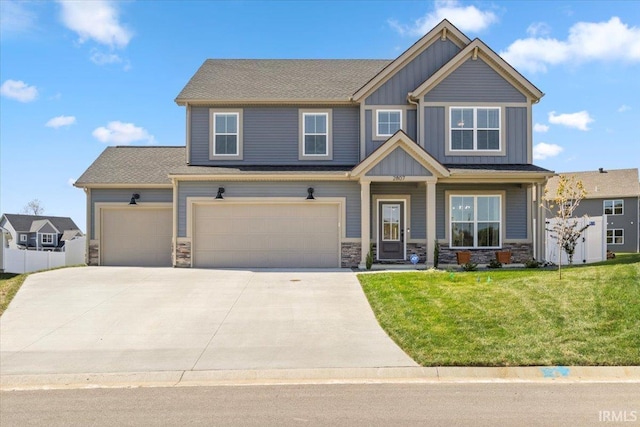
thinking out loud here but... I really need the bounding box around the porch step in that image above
[369,263,427,271]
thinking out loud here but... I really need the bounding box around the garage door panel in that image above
[193,203,339,268]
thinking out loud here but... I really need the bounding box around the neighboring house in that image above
[545,168,640,253]
[75,20,554,268]
[0,214,83,251]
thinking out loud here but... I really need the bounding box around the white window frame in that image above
[606,229,624,245]
[41,233,56,244]
[20,234,27,242]
[447,106,503,155]
[603,199,623,216]
[299,109,332,160]
[376,109,402,138]
[449,194,503,249]
[209,109,243,160]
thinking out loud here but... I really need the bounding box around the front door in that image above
[378,201,404,260]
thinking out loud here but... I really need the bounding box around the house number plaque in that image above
[392,176,406,181]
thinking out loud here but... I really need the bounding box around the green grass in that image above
[0,273,28,316]
[358,253,640,366]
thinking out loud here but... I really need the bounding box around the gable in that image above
[365,39,461,105]
[366,147,432,177]
[34,222,58,234]
[424,57,526,103]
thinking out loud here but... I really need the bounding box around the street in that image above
[1,383,639,426]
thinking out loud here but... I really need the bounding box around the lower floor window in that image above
[606,229,624,245]
[450,195,501,248]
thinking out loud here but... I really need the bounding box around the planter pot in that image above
[456,251,472,265]
[495,250,512,264]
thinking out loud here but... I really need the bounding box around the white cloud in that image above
[0,79,38,102]
[58,0,132,48]
[388,0,497,36]
[92,121,156,145]
[548,111,594,131]
[501,17,640,73]
[526,22,551,37]
[90,50,122,65]
[533,123,549,133]
[0,0,36,34]
[533,142,564,160]
[46,115,76,128]
[617,104,631,113]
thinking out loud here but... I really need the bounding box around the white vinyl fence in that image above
[545,216,606,265]
[2,237,86,274]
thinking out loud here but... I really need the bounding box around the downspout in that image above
[186,102,191,165]
[407,94,420,146]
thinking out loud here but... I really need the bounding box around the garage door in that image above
[193,203,339,268]
[101,208,172,267]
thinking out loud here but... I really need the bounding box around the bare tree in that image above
[21,199,45,215]
[543,175,588,279]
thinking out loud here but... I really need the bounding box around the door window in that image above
[382,204,401,241]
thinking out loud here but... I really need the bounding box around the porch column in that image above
[535,182,545,261]
[426,180,436,266]
[360,180,371,267]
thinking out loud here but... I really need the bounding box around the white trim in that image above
[445,191,505,249]
[606,228,624,245]
[209,109,243,160]
[40,233,56,245]
[448,106,503,154]
[376,198,408,261]
[19,234,27,242]
[603,199,624,216]
[374,109,403,140]
[300,110,332,159]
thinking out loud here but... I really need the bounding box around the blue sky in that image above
[1,0,639,230]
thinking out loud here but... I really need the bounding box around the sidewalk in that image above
[3,366,639,391]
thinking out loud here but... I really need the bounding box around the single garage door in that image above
[101,207,172,267]
[193,203,339,268]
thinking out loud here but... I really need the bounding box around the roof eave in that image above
[175,98,357,106]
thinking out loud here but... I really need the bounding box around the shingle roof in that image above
[546,168,640,199]
[175,59,391,103]
[169,164,352,176]
[75,146,186,186]
[2,214,80,233]
[446,164,554,174]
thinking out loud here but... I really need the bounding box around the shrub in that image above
[461,262,478,271]
[487,258,503,269]
[366,243,374,270]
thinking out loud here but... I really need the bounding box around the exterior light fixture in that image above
[216,187,225,199]
[129,193,140,205]
[306,187,315,200]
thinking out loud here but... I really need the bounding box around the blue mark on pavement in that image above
[540,366,571,378]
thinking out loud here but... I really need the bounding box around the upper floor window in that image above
[20,234,27,242]
[450,194,502,248]
[376,110,402,138]
[603,199,623,216]
[450,107,501,152]
[299,110,332,160]
[210,109,243,160]
[41,233,55,244]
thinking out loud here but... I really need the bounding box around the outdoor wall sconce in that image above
[216,187,225,199]
[129,193,140,205]
[306,187,315,200]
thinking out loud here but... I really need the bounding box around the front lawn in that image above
[0,273,28,316]
[358,254,640,366]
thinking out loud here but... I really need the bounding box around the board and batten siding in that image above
[366,147,431,177]
[364,109,419,157]
[423,106,528,164]
[190,106,359,166]
[435,184,528,241]
[424,58,526,103]
[177,181,361,238]
[370,182,427,239]
[365,39,461,105]
[90,188,173,239]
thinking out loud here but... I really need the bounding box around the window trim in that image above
[446,192,504,249]
[19,234,27,242]
[299,109,332,160]
[606,229,624,245]
[209,109,243,160]
[603,199,623,216]
[445,105,506,156]
[41,233,56,245]
[375,109,403,139]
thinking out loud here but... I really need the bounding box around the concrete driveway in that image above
[0,267,416,375]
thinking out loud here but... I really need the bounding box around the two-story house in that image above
[0,214,83,251]
[546,168,640,253]
[75,20,554,268]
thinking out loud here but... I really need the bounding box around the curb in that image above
[2,366,639,391]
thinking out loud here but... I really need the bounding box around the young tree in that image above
[22,199,45,215]
[543,175,588,279]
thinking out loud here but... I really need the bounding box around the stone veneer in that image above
[175,240,191,268]
[88,241,99,266]
[341,242,361,268]
[437,243,533,265]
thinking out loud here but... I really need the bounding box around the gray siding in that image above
[436,184,528,241]
[190,106,359,166]
[38,223,57,234]
[371,183,426,239]
[570,197,639,253]
[424,58,526,103]
[406,109,417,141]
[177,181,361,238]
[366,39,461,105]
[366,147,431,177]
[90,188,173,239]
[365,109,419,157]
[423,106,528,164]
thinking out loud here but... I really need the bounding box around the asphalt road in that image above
[1,383,639,426]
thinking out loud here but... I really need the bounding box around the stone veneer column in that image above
[360,180,371,267]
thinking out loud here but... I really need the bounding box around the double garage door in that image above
[192,203,340,268]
